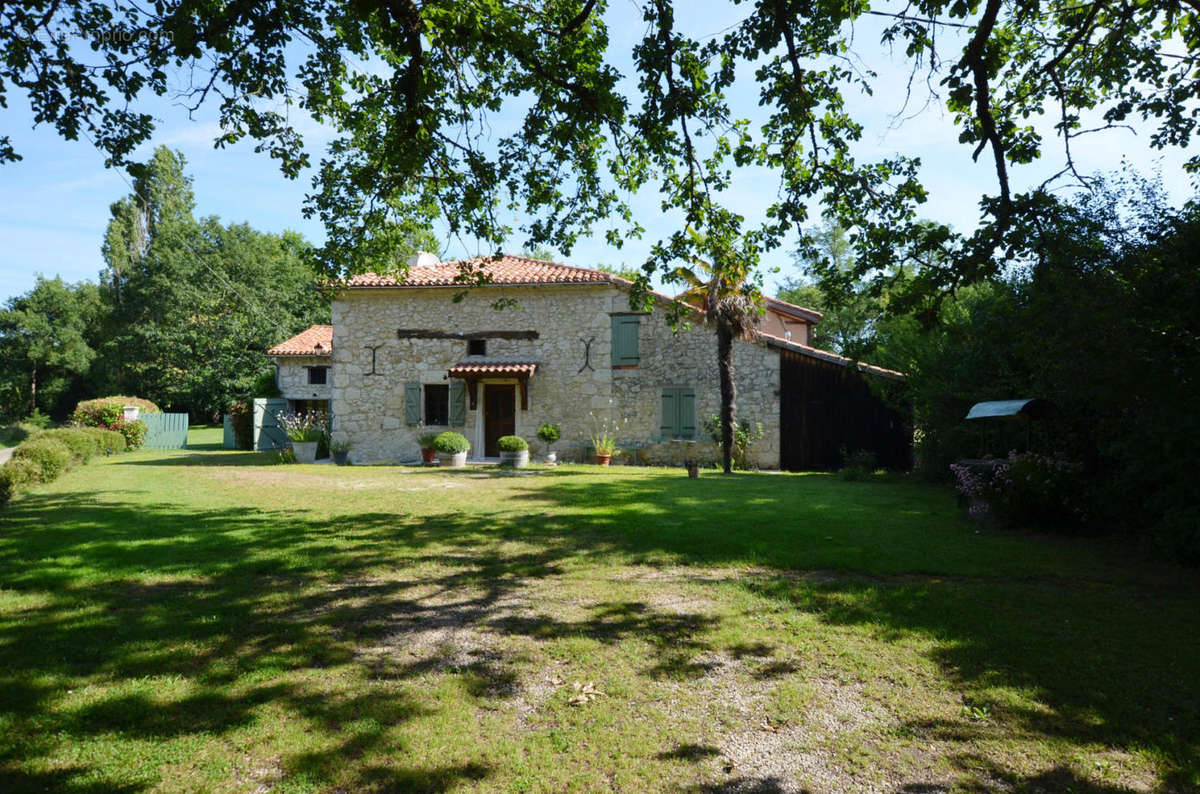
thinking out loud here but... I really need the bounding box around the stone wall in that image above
[275,356,333,402]
[328,283,780,467]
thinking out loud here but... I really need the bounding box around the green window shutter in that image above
[679,389,696,438]
[611,315,640,366]
[449,380,466,426]
[404,382,421,426]
[660,389,679,437]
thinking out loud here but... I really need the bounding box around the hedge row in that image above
[0,427,127,509]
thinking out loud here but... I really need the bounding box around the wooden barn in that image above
[764,337,912,472]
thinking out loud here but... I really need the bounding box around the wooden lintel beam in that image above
[396,329,539,341]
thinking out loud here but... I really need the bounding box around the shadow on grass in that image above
[118,450,281,466]
[0,465,1197,790]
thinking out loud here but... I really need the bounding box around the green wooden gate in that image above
[253,398,289,451]
[142,412,190,449]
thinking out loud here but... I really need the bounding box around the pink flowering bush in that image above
[952,451,1089,531]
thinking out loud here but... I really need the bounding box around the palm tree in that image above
[671,237,762,474]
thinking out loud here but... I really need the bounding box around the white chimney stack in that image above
[407,251,440,268]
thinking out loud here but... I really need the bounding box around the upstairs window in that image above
[611,315,640,367]
[307,366,329,385]
[424,384,449,426]
[468,339,487,356]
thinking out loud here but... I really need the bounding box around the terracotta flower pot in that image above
[595,453,612,466]
[421,447,437,464]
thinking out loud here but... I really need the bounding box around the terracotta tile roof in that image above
[341,256,612,288]
[765,296,823,324]
[447,362,539,377]
[267,324,333,357]
[759,332,905,379]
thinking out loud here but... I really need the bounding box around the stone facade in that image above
[276,356,333,404]
[329,283,781,467]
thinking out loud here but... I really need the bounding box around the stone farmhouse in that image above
[267,255,910,469]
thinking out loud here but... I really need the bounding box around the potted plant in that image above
[432,431,470,468]
[536,422,561,465]
[497,435,529,468]
[418,432,439,464]
[277,411,327,463]
[331,439,351,465]
[588,403,623,466]
[591,430,618,466]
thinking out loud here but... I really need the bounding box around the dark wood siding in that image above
[778,349,912,471]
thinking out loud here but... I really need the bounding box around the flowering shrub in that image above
[69,396,153,449]
[952,451,1088,530]
[276,411,328,443]
[71,396,160,426]
[107,418,147,449]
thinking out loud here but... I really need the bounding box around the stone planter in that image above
[421,447,437,464]
[332,450,350,466]
[291,440,319,463]
[687,462,700,478]
[500,449,529,468]
[439,450,468,468]
[543,450,557,465]
[595,453,612,466]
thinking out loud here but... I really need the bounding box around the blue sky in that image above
[1,3,1194,304]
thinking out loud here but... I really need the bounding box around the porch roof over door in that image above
[446,362,539,410]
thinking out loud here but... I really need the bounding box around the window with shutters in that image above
[659,387,696,439]
[611,315,640,368]
[424,384,449,426]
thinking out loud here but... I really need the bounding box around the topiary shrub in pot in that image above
[497,435,529,468]
[536,423,561,464]
[432,431,470,468]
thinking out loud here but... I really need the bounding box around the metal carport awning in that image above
[966,398,1056,420]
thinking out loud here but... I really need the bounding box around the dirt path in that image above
[0,446,13,465]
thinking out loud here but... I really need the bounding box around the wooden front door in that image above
[484,384,516,456]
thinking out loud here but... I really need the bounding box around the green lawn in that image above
[1,427,1196,793]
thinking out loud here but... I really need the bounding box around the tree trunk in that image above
[717,320,736,474]
[29,361,37,416]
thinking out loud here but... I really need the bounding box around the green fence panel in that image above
[142,413,190,449]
